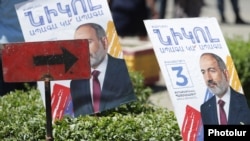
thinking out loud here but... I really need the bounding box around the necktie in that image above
[218,100,227,125]
[92,70,101,113]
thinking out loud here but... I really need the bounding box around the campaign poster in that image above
[15,0,136,119]
[144,17,243,141]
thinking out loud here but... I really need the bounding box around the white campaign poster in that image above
[144,17,242,141]
[15,0,136,119]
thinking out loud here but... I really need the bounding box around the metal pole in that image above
[44,77,53,141]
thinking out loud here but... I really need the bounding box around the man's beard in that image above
[207,76,229,96]
[90,46,106,68]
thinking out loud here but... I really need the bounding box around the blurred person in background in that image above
[173,0,205,18]
[157,0,168,19]
[217,0,249,24]
[109,0,159,41]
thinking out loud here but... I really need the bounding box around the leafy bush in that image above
[227,37,250,87]
[0,72,182,141]
[0,89,46,140]
[227,37,250,104]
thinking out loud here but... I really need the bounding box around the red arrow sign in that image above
[2,39,90,82]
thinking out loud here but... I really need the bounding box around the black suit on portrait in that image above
[200,87,250,125]
[70,54,136,117]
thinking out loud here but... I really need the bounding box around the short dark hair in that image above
[200,53,227,70]
[75,23,106,39]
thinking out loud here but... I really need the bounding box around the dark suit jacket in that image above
[200,87,250,125]
[70,54,136,117]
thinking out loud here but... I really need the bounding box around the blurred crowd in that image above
[109,0,249,40]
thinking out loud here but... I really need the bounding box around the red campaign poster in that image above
[181,105,201,141]
[51,84,73,120]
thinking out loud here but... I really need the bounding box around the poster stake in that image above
[44,77,53,141]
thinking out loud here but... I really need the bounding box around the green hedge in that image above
[0,72,182,141]
[227,37,250,104]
